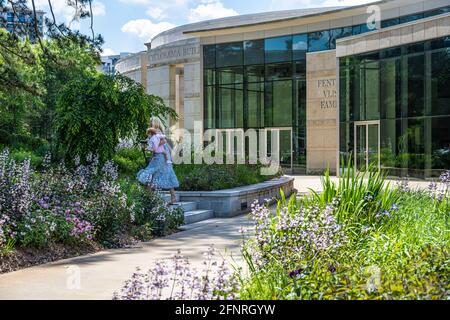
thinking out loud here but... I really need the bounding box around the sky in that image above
[33,0,380,56]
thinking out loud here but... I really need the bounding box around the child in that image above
[146,127,172,165]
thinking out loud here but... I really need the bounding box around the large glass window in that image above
[431,49,450,116]
[340,36,450,178]
[265,36,292,63]
[244,40,265,65]
[216,42,243,67]
[308,30,331,52]
[204,45,216,69]
[265,80,293,127]
[293,34,307,61]
[266,63,293,81]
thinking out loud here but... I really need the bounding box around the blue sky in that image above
[34,0,379,55]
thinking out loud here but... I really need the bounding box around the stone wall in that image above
[306,50,338,174]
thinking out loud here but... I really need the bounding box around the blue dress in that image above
[137,144,180,190]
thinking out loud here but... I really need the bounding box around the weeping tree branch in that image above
[47,0,65,36]
[88,0,94,41]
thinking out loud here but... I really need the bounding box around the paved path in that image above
[288,175,432,194]
[0,215,253,300]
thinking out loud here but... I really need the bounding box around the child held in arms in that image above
[147,127,172,165]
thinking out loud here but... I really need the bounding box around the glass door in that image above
[265,128,293,173]
[354,121,380,171]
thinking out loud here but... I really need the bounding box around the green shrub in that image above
[113,147,146,176]
[174,163,279,191]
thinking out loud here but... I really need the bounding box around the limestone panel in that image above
[306,50,338,174]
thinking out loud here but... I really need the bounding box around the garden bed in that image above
[0,149,184,273]
[0,242,101,274]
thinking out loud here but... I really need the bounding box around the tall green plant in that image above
[307,161,401,226]
[55,73,177,163]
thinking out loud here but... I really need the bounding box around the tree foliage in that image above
[55,73,177,162]
[1,0,178,163]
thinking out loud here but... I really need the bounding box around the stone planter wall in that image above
[176,176,295,218]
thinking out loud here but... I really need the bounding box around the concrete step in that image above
[184,210,214,225]
[161,193,180,203]
[172,202,197,212]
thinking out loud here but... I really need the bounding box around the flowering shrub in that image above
[0,149,184,253]
[113,247,239,300]
[237,169,450,300]
[248,199,346,270]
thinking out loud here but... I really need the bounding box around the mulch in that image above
[0,242,101,274]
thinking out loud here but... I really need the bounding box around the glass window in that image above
[294,61,306,78]
[216,42,243,67]
[364,61,380,120]
[352,24,369,35]
[431,49,450,116]
[431,36,450,50]
[308,30,331,52]
[7,12,14,22]
[205,86,216,129]
[380,58,401,119]
[245,65,265,83]
[381,18,400,28]
[247,85,264,128]
[204,69,215,86]
[424,6,450,18]
[265,36,292,63]
[406,118,425,176]
[244,40,264,65]
[406,54,425,118]
[400,13,424,24]
[266,63,293,81]
[203,45,216,69]
[217,67,244,85]
[432,117,450,171]
[293,34,307,60]
[265,80,293,127]
[329,27,353,49]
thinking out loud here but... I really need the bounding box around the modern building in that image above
[115,51,148,90]
[0,6,44,42]
[99,52,132,75]
[144,0,450,178]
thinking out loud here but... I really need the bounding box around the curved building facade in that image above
[142,0,450,178]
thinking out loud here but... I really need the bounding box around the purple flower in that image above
[328,265,336,273]
[289,268,304,278]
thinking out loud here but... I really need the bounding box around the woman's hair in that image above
[150,117,165,132]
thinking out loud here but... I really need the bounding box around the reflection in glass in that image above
[244,40,265,65]
[216,42,243,67]
[265,36,292,63]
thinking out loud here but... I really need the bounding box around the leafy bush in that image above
[55,73,176,163]
[113,147,146,177]
[174,164,279,191]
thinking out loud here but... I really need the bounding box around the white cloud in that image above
[121,19,176,42]
[92,2,106,16]
[146,7,166,20]
[188,0,238,23]
[102,48,116,56]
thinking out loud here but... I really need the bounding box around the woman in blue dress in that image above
[137,117,179,204]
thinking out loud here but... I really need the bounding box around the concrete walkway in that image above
[0,215,253,300]
[288,175,432,193]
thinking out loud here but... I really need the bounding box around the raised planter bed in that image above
[172,176,295,218]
